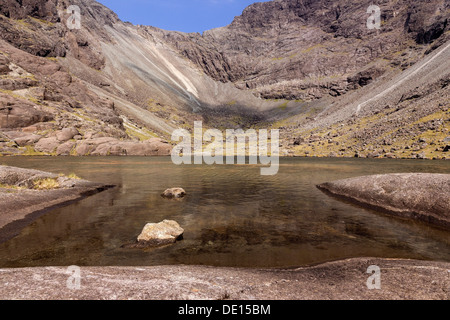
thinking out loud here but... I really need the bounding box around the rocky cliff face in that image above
[0,0,174,156]
[163,0,450,101]
[0,0,115,68]
[0,0,449,159]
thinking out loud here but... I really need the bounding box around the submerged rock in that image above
[161,188,186,199]
[135,220,184,248]
[317,173,450,228]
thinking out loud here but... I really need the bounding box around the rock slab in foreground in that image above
[136,220,184,247]
[317,173,450,228]
[0,258,448,300]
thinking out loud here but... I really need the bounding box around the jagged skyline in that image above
[96,0,270,33]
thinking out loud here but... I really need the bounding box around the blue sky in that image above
[96,0,269,33]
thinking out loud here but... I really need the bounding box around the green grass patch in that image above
[21,145,47,156]
[67,173,81,180]
[15,19,32,28]
[301,44,325,54]
[277,102,289,110]
[30,17,55,26]
[0,89,23,100]
[32,178,60,190]
[0,183,26,190]
[124,122,158,141]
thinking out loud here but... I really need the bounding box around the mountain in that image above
[0,0,449,159]
[166,0,449,100]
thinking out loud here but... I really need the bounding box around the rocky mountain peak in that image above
[166,0,449,101]
[0,0,449,160]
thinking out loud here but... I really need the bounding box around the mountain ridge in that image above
[0,0,449,159]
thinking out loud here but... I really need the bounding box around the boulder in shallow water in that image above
[161,188,186,199]
[136,220,184,247]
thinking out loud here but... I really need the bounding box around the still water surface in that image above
[0,156,449,268]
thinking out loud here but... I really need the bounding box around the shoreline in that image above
[0,258,448,300]
[0,185,114,243]
[1,153,449,160]
[0,165,114,243]
[317,173,450,230]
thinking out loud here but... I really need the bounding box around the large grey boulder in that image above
[317,173,450,228]
[35,137,60,153]
[2,131,42,147]
[13,134,42,147]
[56,127,79,142]
[56,141,76,156]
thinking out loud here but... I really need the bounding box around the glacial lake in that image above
[0,156,449,268]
